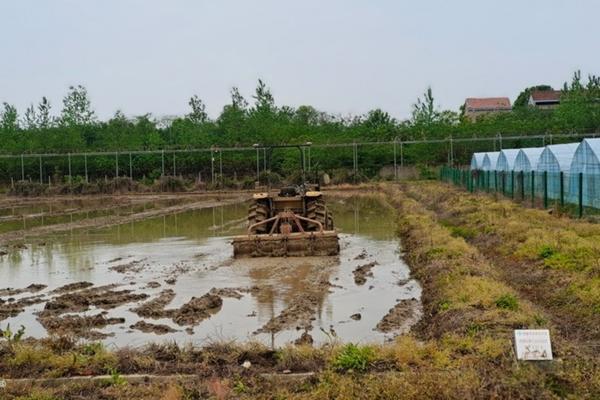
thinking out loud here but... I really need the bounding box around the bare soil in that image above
[353,261,378,285]
[38,312,126,339]
[40,285,148,316]
[170,293,223,326]
[0,295,46,321]
[375,298,419,333]
[0,284,47,297]
[130,289,176,319]
[130,320,177,335]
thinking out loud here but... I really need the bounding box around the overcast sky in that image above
[1,0,599,121]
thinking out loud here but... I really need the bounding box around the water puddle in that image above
[0,195,421,347]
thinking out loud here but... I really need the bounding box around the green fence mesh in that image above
[439,166,600,218]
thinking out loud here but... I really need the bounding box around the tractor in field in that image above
[232,144,339,257]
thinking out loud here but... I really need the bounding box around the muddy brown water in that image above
[0,196,421,347]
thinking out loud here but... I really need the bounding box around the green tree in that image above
[1,103,19,133]
[60,85,96,126]
[252,79,275,114]
[23,104,37,130]
[187,95,208,124]
[37,96,53,128]
[411,87,438,127]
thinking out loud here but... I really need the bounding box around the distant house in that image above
[464,97,511,121]
[528,90,561,109]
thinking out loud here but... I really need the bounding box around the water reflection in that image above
[0,195,417,346]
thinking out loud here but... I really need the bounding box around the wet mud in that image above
[353,262,378,285]
[0,193,422,345]
[375,298,420,333]
[130,320,177,335]
[39,312,126,340]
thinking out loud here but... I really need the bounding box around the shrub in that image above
[495,294,519,311]
[332,343,374,372]
[153,176,187,192]
[538,245,556,259]
[9,181,48,196]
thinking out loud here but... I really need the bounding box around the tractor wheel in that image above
[248,202,269,234]
[307,199,329,231]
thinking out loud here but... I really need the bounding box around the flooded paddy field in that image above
[0,193,421,347]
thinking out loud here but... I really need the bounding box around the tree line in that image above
[0,72,599,179]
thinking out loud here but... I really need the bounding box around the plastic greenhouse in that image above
[470,152,486,170]
[568,138,600,207]
[513,147,545,196]
[496,149,521,171]
[536,143,579,200]
[481,152,500,171]
[513,147,544,172]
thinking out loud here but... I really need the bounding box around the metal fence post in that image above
[495,171,498,193]
[579,172,583,218]
[161,150,165,176]
[129,153,133,179]
[84,154,88,183]
[531,171,535,207]
[115,152,119,178]
[520,171,525,200]
[39,156,42,184]
[511,170,514,199]
[560,171,564,207]
[21,154,24,181]
[543,171,548,209]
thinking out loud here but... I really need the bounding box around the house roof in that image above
[530,90,561,103]
[465,97,511,111]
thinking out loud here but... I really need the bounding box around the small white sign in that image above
[0,379,6,389]
[514,329,553,360]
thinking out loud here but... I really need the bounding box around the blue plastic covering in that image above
[481,152,500,171]
[537,143,579,200]
[514,147,544,172]
[568,138,600,207]
[470,152,486,170]
[496,149,521,171]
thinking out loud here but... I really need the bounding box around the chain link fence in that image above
[0,133,598,191]
[440,166,600,218]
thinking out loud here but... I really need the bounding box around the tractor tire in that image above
[248,202,269,234]
[306,199,331,231]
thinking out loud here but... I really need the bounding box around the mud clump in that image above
[354,249,368,260]
[38,313,125,339]
[171,293,223,326]
[51,281,94,294]
[0,295,46,321]
[210,287,244,299]
[0,284,47,297]
[109,260,144,274]
[130,289,176,319]
[257,294,320,334]
[42,286,149,316]
[130,320,176,335]
[375,298,419,333]
[353,262,378,285]
[294,331,314,346]
[350,313,362,321]
[146,281,161,289]
[165,278,177,285]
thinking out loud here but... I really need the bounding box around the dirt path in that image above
[0,195,244,244]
